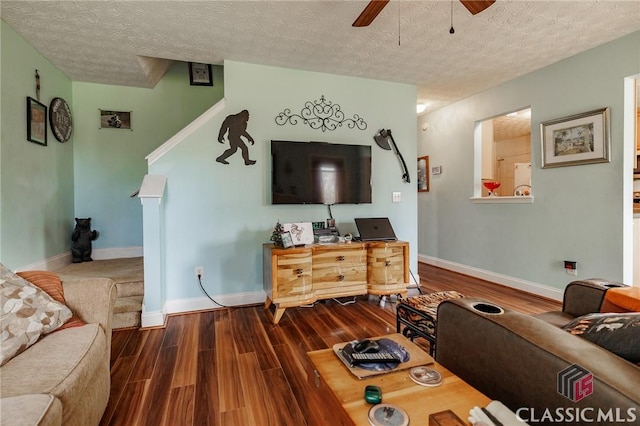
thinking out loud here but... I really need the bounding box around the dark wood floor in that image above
[100,263,561,426]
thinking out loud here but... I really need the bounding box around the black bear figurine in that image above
[71,218,98,263]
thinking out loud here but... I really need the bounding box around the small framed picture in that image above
[541,107,610,168]
[417,155,429,192]
[27,97,47,146]
[188,62,214,86]
[281,231,294,249]
[100,110,132,130]
[283,222,314,246]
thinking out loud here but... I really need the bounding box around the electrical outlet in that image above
[195,266,204,279]
[392,192,401,203]
[564,260,577,276]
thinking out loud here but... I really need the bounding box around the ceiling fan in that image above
[352,0,496,27]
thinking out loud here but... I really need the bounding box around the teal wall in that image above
[149,61,418,302]
[72,63,224,250]
[418,31,640,289]
[0,21,74,269]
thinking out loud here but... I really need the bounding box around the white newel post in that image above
[138,174,167,328]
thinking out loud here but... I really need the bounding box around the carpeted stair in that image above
[55,257,143,329]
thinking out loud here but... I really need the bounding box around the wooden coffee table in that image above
[307,333,490,425]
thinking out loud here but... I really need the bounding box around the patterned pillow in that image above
[17,271,86,330]
[0,264,72,366]
[562,312,640,363]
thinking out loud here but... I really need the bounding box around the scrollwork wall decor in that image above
[275,95,367,132]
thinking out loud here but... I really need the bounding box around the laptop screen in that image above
[354,218,397,241]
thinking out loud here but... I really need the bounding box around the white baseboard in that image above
[418,254,563,301]
[141,309,166,328]
[163,291,266,316]
[17,252,72,272]
[16,246,144,272]
[92,246,143,260]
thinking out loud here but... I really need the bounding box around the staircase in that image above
[55,257,143,329]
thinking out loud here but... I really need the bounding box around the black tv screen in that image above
[271,140,372,204]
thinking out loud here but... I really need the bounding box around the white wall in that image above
[418,31,640,292]
[148,61,417,312]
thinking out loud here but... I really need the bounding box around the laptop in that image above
[354,217,397,242]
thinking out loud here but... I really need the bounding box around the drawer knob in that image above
[385,260,391,266]
[337,275,345,281]
[295,268,303,275]
[337,255,345,261]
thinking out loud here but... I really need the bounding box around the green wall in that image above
[0,20,224,269]
[418,31,640,290]
[0,21,74,269]
[71,62,224,250]
[149,61,418,304]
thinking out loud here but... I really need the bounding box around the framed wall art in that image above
[188,62,213,86]
[100,110,132,130]
[417,155,429,192]
[49,97,73,142]
[540,107,610,168]
[27,97,47,146]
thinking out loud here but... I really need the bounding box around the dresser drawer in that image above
[312,246,367,285]
[274,251,312,299]
[367,244,406,284]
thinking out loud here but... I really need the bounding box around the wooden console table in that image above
[263,241,409,324]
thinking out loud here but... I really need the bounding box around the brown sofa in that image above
[435,281,640,424]
[0,275,116,426]
[533,278,627,326]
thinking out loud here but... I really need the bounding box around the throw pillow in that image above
[16,271,86,331]
[0,264,72,366]
[562,312,640,363]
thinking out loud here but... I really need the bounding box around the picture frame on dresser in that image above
[283,222,314,246]
[281,231,294,249]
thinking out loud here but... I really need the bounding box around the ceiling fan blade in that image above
[460,0,496,15]
[352,0,391,27]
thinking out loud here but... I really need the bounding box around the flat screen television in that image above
[271,140,372,204]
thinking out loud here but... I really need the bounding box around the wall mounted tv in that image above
[271,140,372,205]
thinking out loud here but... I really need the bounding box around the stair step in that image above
[114,296,143,314]
[115,280,144,297]
[113,311,141,329]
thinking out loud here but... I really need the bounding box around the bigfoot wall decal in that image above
[216,109,256,165]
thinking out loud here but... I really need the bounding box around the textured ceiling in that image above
[2,1,639,113]
[493,109,531,141]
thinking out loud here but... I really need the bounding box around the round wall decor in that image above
[49,97,72,142]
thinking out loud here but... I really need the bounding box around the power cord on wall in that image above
[197,273,230,308]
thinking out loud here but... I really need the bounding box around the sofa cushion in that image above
[601,286,640,313]
[562,312,640,363]
[0,394,62,426]
[0,323,107,417]
[17,271,86,330]
[0,265,72,366]
[531,310,575,328]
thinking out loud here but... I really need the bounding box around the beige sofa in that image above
[1,275,116,426]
